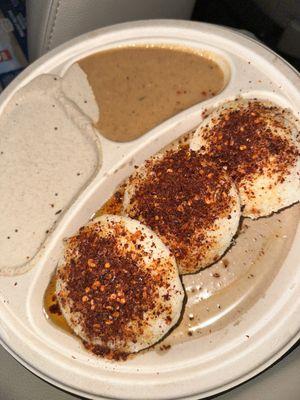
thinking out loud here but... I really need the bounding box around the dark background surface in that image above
[192,0,300,71]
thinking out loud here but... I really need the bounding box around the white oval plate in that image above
[0,20,299,400]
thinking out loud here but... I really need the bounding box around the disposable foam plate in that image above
[0,20,299,400]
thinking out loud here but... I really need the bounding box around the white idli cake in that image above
[123,146,240,274]
[56,214,184,360]
[190,99,300,218]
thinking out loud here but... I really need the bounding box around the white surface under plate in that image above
[0,20,299,400]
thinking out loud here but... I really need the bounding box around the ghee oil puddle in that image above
[43,274,72,334]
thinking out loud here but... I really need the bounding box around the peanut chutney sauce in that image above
[78,45,227,141]
[44,130,300,353]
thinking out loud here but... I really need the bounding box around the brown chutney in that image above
[79,45,227,141]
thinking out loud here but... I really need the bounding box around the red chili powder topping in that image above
[57,221,174,360]
[200,101,299,185]
[126,146,236,273]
